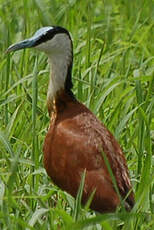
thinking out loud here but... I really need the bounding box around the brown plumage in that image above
[7,26,135,213]
[43,90,134,212]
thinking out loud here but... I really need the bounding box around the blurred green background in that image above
[0,0,153,229]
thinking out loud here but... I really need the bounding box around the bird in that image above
[7,26,135,213]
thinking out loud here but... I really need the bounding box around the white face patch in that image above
[35,33,72,55]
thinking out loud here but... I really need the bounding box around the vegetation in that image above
[0,0,153,229]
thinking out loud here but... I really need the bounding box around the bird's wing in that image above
[56,105,134,209]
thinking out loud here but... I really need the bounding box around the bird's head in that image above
[6,26,74,104]
[6,26,73,57]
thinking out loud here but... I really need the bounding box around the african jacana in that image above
[7,26,135,213]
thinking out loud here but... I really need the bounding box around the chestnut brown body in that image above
[43,91,134,213]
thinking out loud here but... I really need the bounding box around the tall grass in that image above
[0,0,153,229]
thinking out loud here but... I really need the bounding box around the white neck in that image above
[47,55,68,102]
[35,33,73,103]
[44,36,72,102]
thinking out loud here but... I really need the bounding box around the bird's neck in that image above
[47,54,74,115]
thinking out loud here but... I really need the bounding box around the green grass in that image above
[0,0,153,229]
